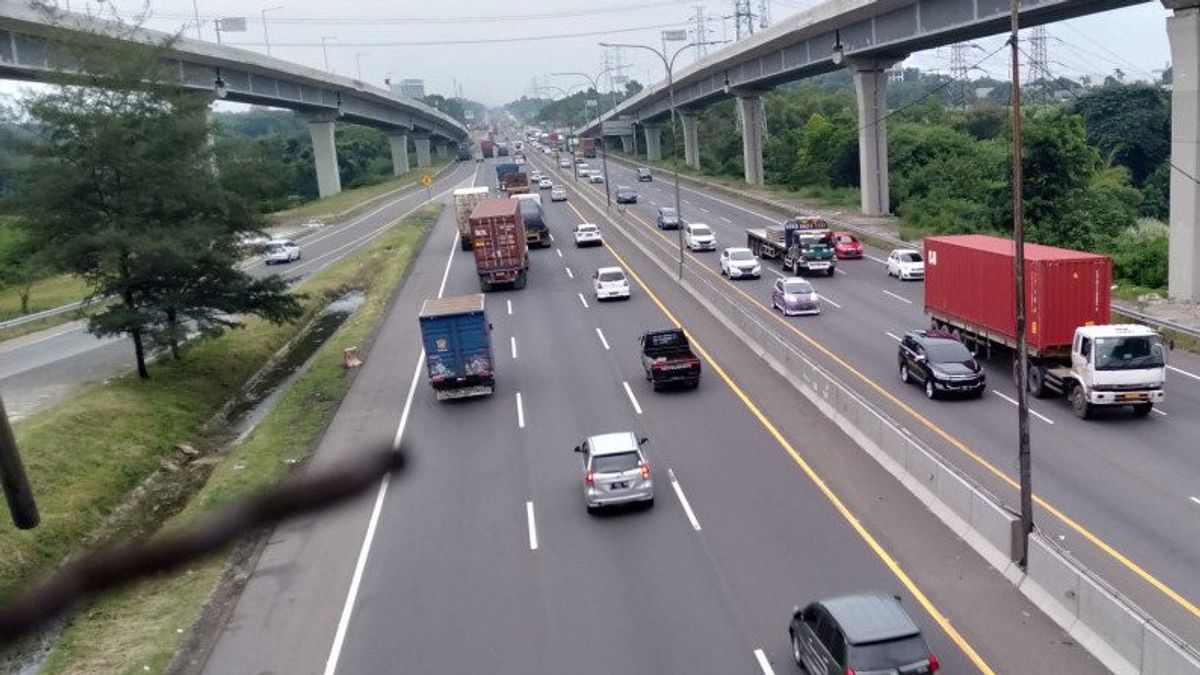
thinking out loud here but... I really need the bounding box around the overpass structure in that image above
[0,0,470,198]
[580,0,1200,302]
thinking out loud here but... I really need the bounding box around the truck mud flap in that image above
[436,385,494,401]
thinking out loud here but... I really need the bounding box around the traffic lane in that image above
[0,333,129,420]
[558,190,1100,674]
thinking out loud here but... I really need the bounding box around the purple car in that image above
[772,277,821,316]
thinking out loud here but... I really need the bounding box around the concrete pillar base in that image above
[680,112,701,171]
[735,93,765,186]
[389,132,410,176]
[304,112,341,198]
[849,57,900,216]
[644,126,663,162]
[1167,6,1200,301]
[620,134,635,154]
[414,136,432,168]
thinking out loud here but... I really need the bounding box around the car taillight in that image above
[845,669,855,675]
[585,471,594,485]
[640,462,650,479]
[928,653,939,673]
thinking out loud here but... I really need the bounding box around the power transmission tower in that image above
[692,4,715,56]
[758,0,771,30]
[1029,26,1051,84]
[950,42,970,110]
[732,0,756,40]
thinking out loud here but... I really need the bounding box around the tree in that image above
[14,23,302,378]
[1072,83,1169,185]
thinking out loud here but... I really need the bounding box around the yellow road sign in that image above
[421,173,433,187]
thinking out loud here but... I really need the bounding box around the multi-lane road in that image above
[0,161,480,420]
[200,156,1103,674]
[532,150,1200,645]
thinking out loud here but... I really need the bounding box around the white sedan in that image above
[719,247,761,279]
[588,171,605,184]
[538,178,553,190]
[592,266,631,300]
[263,239,301,265]
[684,223,716,251]
[886,248,925,280]
[551,186,568,202]
[574,223,602,247]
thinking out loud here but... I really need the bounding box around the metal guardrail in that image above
[0,299,89,332]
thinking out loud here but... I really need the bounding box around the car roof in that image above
[688,222,710,229]
[781,277,811,286]
[576,223,598,229]
[725,246,753,254]
[819,593,921,645]
[892,248,921,255]
[596,266,624,274]
[266,239,295,245]
[907,330,964,348]
[587,432,640,455]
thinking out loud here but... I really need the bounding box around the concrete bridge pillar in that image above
[680,111,701,171]
[735,92,766,186]
[643,125,663,162]
[304,112,341,198]
[414,135,432,168]
[619,134,635,154]
[388,131,410,176]
[1166,4,1200,301]
[848,57,900,216]
[435,142,448,158]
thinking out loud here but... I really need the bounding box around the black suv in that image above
[898,330,985,399]
[789,593,939,675]
[636,166,653,182]
[657,206,680,230]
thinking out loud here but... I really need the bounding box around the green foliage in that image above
[1139,162,1169,221]
[790,112,858,189]
[1108,219,1168,289]
[1072,83,1169,185]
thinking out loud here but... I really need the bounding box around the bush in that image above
[1108,219,1168,289]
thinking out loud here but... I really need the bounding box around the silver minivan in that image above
[575,432,653,513]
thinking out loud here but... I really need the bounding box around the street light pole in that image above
[552,70,621,208]
[261,6,283,58]
[320,35,336,72]
[355,52,370,81]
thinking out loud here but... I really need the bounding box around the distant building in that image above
[886,67,905,83]
[389,78,426,99]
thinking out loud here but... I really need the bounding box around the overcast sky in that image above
[1,1,1174,106]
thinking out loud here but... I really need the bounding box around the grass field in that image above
[272,159,451,222]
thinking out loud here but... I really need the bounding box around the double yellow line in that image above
[561,195,995,674]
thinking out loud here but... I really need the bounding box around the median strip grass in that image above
[271,159,450,224]
[2,204,441,674]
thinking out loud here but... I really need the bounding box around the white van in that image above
[576,163,591,177]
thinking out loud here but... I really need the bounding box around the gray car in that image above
[574,432,654,513]
[788,593,939,674]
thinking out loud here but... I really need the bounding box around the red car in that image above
[832,231,864,259]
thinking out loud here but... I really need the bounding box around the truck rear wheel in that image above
[479,278,491,292]
[460,237,472,252]
[1131,402,1154,417]
[1070,386,1092,419]
[1027,365,1047,399]
[513,272,527,290]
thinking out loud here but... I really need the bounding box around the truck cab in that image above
[1052,325,1166,418]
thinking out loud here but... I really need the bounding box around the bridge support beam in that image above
[304,113,341,198]
[849,57,900,216]
[435,142,448,158]
[735,92,765,186]
[388,131,410,176]
[680,112,701,171]
[643,125,662,162]
[1167,5,1200,301]
[620,134,636,154]
[414,135,432,168]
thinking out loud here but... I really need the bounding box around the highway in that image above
[528,150,1200,644]
[0,161,480,420]
[201,156,1101,674]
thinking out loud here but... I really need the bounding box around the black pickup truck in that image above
[640,328,701,391]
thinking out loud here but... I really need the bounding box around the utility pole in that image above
[1009,0,1034,571]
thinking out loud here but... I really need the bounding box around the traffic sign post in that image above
[422,173,433,203]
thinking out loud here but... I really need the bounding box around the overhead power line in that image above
[223,22,692,48]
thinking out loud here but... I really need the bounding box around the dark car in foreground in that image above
[789,593,939,675]
[898,330,985,399]
[657,206,681,230]
[615,185,638,204]
[636,166,653,182]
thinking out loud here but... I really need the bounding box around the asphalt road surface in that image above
[533,150,1200,646]
[201,158,1102,675]
[0,161,480,420]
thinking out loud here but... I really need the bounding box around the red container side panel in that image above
[924,235,1111,352]
[470,199,526,274]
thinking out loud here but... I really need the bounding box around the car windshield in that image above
[598,271,625,283]
[1093,335,1166,370]
[728,250,754,261]
[836,235,857,244]
[265,244,285,253]
[925,340,973,363]
[848,635,929,670]
[783,281,812,294]
[592,451,640,474]
[691,226,711,236]
[577,225,597,233]
[661,208,678,219]
[899,252,923,263]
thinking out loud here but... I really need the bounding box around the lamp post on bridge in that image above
[551,68,625,208]
[261,6,283,58]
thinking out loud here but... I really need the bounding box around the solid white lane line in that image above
[324,226,459,675]
[506,299,513,315]
[596,327,610,350]
[1152,407,1168,416]
[526,501,539,551]
[1190,497,1200,506]
[511,336,518,360]
[882,289,913,304]
[769,268,786,278]
[668,468,701,531]
[565,267,574,278]
[836,268,847,275]
[622,381,643,414]
[754,649,776,675]
[556,248,563,258]
[1168,365,1200,382]
[578,293,589,309]
[516,392,525,428]
[886,332,902,342]
[818,294,842,309]
[991,391,1055,425]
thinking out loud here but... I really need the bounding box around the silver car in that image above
[575,432,654,513]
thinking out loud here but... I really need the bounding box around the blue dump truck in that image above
[419,294,494,400]
[495,161,519,190]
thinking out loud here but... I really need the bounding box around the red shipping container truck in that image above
[470,198,528,292]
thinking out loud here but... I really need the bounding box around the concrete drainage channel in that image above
[562,169,1200,675]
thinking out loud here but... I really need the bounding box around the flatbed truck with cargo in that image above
[745,216,836,276]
